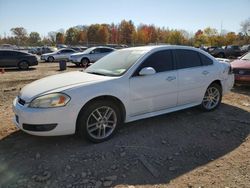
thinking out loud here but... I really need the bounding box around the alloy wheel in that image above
[86,106,117,140]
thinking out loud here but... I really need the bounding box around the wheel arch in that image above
[81,57,90,63]
[75,95,126,133]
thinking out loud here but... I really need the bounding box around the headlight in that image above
[29,93,70,108]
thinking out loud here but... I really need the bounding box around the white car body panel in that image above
[13,45,234,136]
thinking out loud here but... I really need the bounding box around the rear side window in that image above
[135,50,174,75]
[199,53,213,66]
[175,49,202,69]
[100,48,113,53]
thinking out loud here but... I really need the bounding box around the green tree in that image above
[10,27,28,45]
[65,27,79,45]
[29,32,41,45]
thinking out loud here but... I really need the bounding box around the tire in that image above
[48,56,54,62]
[18,61,29,70]
[81,58,90,66]
[77,100,122,143]
[217,53,225,58]
[200,83,222,111]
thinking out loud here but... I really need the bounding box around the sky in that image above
[0,0,250,37]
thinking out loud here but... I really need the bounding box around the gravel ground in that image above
[0,62,249,188]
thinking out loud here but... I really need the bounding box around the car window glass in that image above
[175,49,202,69]
[100,48,113,53]
[199,53,213,65]
[135,50,174,75]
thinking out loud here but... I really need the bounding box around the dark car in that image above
[0,50,38,70]
[231,52,250,85]
[241,44,250,54]
[36,47,57,55]
[223,45,243,58]
[206,46,225,58]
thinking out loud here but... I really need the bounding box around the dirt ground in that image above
[0,62,249,188]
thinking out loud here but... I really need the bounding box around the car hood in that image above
[231,60,250,69]
[19,71,113,102]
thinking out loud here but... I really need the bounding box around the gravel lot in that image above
[0,62,249,188]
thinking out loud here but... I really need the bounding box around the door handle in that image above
[202,71,209,75]
[166,76,176,81]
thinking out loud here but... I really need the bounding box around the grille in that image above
[18,98,26,105]
[233,69,250,75]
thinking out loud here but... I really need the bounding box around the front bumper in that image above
[69,56,81,63]
[12,97,76,136]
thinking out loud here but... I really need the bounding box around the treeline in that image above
[1,19,250,47]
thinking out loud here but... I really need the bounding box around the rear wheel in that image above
[201,83,222,111]
[48,56,54,62]
[77,100,121,143]
[18,61,29,70]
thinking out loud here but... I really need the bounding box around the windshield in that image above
[240,52,250,61]
[85,49,147,76]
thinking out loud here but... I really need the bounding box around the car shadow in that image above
[3,67,36,72]
[0,103,249,187]
[231,85,250,96]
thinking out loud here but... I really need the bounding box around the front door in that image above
[129,50,178,116]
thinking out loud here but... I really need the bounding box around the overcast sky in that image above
[0,0,250,37]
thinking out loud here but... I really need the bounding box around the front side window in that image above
[175,49,202,69]
[134,50,174,75]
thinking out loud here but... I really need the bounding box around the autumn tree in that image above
[167,30,185,45]
[56,32,65,44]
[87,24,100,44]
[119,20,136,45]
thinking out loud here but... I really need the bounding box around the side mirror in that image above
[139,67,156,76]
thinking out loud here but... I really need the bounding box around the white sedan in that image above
[13,45,234,142]
[41,48,77,62]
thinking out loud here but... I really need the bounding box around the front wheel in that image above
[201,83,222,111]
[18,61,29,70]
[77,100,121,143]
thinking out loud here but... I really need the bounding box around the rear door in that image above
[129,50,178,116]
[0,51,17,67]
[175,49,215,105]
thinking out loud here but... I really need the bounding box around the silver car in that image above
[41,48,77,62]
[69,46,115,66]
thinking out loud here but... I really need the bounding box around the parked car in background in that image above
[41,48,77,62]
[56,44,68,49]
[241,44,250,54]
[69,46,115,66]
[223,45,243,58]
[70,46,88,52]
[36,47,57,55]
[13,45,234,142]
[0,44,17,50]
[231,52,250,85]
[28,47,38,54]
[0,50,38,70]
[206,46,225,58]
